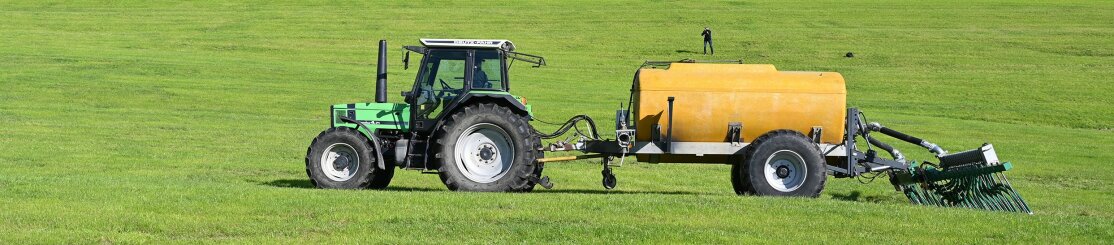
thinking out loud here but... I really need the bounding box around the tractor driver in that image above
[472,58,492,89]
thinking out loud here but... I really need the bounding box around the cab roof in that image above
[419,38,516,51]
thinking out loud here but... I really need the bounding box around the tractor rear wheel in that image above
[435,103,541,192]
[731,130,826,197]
[305,127,394,189]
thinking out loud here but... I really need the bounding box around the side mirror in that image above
[403,51,410,70]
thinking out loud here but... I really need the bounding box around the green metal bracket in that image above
[924,162,1012,182]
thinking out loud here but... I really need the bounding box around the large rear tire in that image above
[435,103,541,192]
[305,127,394,189]
[731,130,826,197]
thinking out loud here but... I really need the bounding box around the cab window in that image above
[471,50,503,90]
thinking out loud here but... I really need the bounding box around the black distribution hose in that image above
[532,115,600,140]
[866,136,893,152]
[876,127,925,146]
[867,122,947,156]
[866,136,905,163]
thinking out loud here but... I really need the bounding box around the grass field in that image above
[2,0,1112,243]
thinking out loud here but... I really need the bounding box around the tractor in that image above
[305,39,548,191]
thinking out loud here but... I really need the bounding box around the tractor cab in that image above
[401,39,545,134]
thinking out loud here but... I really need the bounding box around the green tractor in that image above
[305,39,549,191]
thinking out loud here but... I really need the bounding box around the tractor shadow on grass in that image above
[258,179,444,192]
[259,179,315,188]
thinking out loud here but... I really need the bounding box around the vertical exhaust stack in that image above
[375,40,388,103]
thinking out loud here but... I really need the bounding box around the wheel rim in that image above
[454,123,515,183]
[763,150,807,192]
[320,143,359,181]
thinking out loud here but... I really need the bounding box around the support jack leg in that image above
[602,157,617,189]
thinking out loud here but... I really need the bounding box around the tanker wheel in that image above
[731,129,826,197]
[305,127,394,189]
[435,103,541,192]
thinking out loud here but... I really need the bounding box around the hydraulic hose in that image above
[867,122,947,156]
[625,71,639,115]
[533,115,600,140]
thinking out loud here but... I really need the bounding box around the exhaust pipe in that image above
[375,40,388,103]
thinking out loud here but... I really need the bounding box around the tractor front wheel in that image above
[435,103,541,192]
[305,127,394,189]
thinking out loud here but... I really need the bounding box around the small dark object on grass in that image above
[845,52,855,58]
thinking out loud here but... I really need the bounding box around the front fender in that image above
[338,117,388,170]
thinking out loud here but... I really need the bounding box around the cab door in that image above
[409,49,473,134]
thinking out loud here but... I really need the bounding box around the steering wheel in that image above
[438,78,456,90]
[438,78,467,97]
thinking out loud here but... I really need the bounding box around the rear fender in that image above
[446,92,531,118]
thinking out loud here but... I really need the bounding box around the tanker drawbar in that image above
[537,60,1031,214]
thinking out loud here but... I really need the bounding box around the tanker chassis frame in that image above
[563,107,895,178]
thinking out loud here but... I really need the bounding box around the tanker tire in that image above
[435,103,541,192]
[305,127,394,189]
[731,129,826,197]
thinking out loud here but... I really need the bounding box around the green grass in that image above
[2,0,1112,243]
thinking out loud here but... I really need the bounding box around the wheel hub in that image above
[776,165,790,178]
[478,144,497,162]
[333,154,351,171]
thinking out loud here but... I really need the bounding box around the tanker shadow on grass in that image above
[263,179,886,199]
[830,191,894,203]
[539,189,705,195]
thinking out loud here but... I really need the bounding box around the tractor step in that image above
[399,154,424,170]
[401,137,429,170]
[402,153,427,170]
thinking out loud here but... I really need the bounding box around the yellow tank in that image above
[634,63,846,147]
